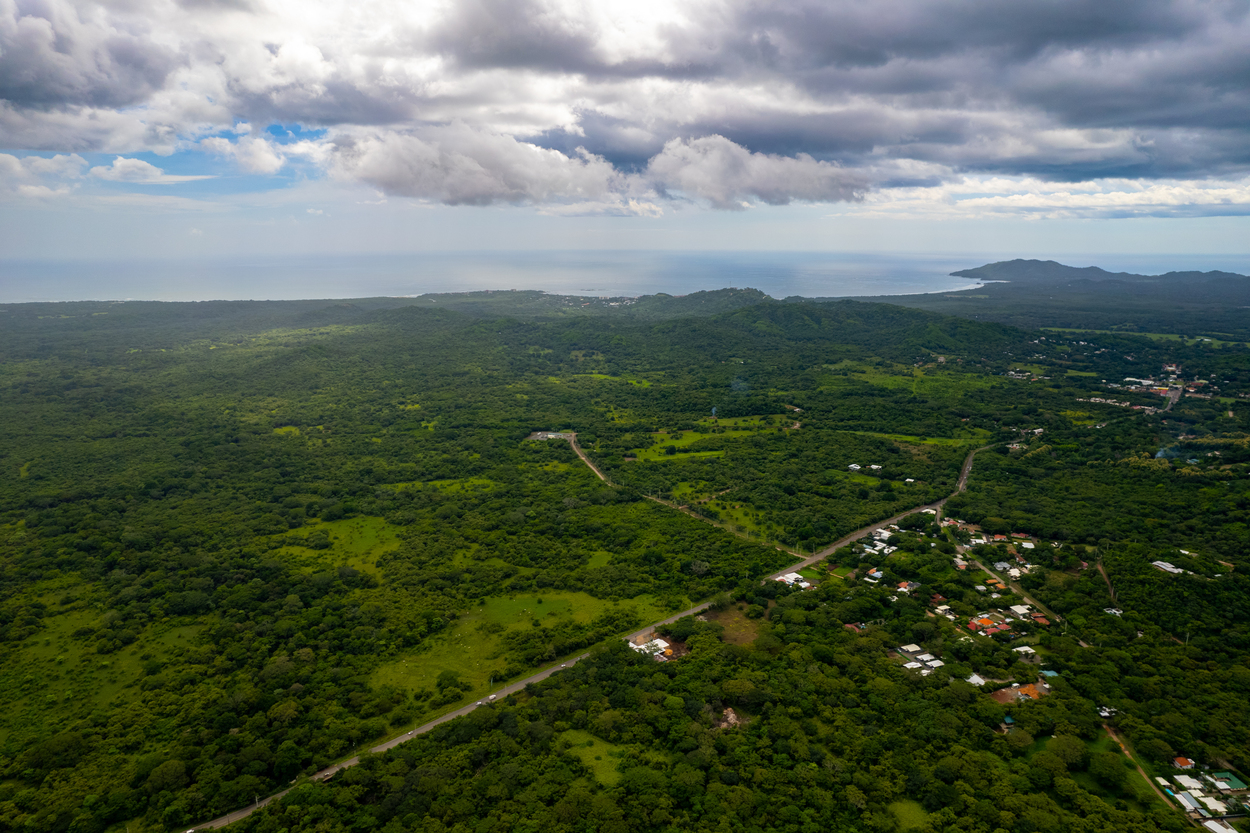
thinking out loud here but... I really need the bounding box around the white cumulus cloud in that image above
[89,156,214,183]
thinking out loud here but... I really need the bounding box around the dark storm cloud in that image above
[3,0,1250,211]
[0,0,179,108]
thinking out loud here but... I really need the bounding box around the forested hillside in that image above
[840,259,1250,338]
[1,296,1249,832]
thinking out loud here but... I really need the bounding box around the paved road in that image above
[1165,387,1182,412]
[568,433,609,482]
[766,444,995,580]
[193,440,995,830]
[193,653,591,830]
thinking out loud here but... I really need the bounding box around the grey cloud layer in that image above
[2,0,1249,210]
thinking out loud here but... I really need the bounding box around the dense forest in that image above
[1,292,1249,832]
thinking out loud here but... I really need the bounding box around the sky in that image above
[2,0,1250,281]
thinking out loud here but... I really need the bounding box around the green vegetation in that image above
[1,288,1249,832]
[559,729,628,785]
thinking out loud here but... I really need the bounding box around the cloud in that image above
[854,174,1250,220]
[202,135,288,173]
[0,0,179,108]
[0,151,85,198]
[2,0,1249,213]
[88,156,214,183]
[326,124,631,206]
[646,135,867,209]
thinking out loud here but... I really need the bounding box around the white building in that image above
[630,638,670,656]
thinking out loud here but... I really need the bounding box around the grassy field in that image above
[381,477,496,493]
[0,603,202,750]
[700,500,768,539]
[705,605,764,646]
[560,729,626,785]
[576,373,652,388]
[630,419,790,461]
[888,799,928,829]
[635,449,726,462]
[271,516,403,572]
[844,430,990,447]
[1042,327,1244,347]
[371,591,670,697]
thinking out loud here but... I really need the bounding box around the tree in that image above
[1089,751,1127,789]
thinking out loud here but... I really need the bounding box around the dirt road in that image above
[1104,724,1176,809]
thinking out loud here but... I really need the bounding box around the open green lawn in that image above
[844,430,989,446]
[575,373,652,387]
[0,604,203,750]
[1042,327,1244,347]
[631,423,782,461]
[636,449,726,462]
[560,729,626,785]
[701,500,768,539]
[371,591,670,698]
[381,477,496,493]
[888,799,928,829]
[271,516,402,572]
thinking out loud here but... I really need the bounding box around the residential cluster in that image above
[1158,761,1249,825]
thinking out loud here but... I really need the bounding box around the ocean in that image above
[1,251,1246,303]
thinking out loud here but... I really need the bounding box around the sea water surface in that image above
[1,251,1246,303]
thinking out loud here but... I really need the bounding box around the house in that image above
[1104,608,1123,616]
[1207,772,1248,792]
[1175,774,1204,790]
[1202,821,1237,833]
[926,659,944,668]
[1176,792,1203,812]
[630,637,670,656]
[934,604,951,615]
[1012,646,1037,656]
[966,673,987,686]
[869,464,882,470]
[903,661,922,669]
[776,572,810,588]
[848,464,862,471]
[1153,560,1186,575]
[915,653,935,662]
[1174,756,1196,770]
[1199,795,1227,813]
[1009,605,1031,616]
[899,643,922,654]
[994,561,1012,571]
